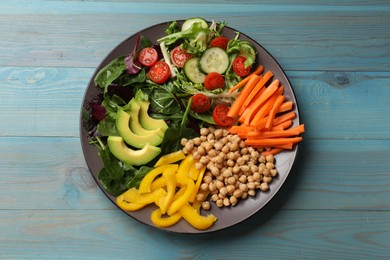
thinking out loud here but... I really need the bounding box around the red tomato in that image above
[210,36,229,50]
[232,56,251,77]
[170,46,193,68]
[138,47,158,67]
[204,72,225,90]
[148,61,170,84]
[212,104,234,127]
[190,93,211,113]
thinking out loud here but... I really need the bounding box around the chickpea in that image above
[253,172,261,182]
[203,142,213,152]
[181,138,188,146]
[214,128,223,139]
[200,183,209,192]
[237,157,245,166]
[239,183,248,192]
[232,188,242,198]
[216,180,224,189]
[227,176,236,185]
[238,175,247,184]
[222,169,233,178]
[247,176,254,183]
[263,176,273,184]
[241,148,248,155]
[226,184,235,194]
[266,162,275,170]
[208,149,217,157]
[195,162,204,170]
[193,137,202,146]
[248,189,256,196]
[222,197,230,207]
[270,169,278,177]
[265,154,274,163]
[241,165,250,173]
[200,128,210,136]
[193,151,200,160]
[241,192,248,200]
[216,199,224,207]
[260,182,269,191]
[221,145,230,154]
[226,159,235,167]
[209,182,217,193]
[203,175,212,184]
[210,166,220,176]
[230,196,238,206]
[202,201,211,210]
[196,193,205,201]
[200,135,207,142]
[211,194,219,202]
[247,182,256,190]
[214,142,223,151]
[259,156,266,163]
[207,133,215,141]
[220,187,228,196]
[199,156,209,165]
[230,142,239,152]
[232,165,240,174]
[184,141,194,152]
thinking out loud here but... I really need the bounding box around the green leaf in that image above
[94,57,126,90]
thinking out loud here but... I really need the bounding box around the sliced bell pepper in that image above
[150,208,182,228]
[189,165,206,203]
[179,203,217,230]
[139,164,178,194]
[154,150,186,167]
[116,194,147,211]
[167,178,195,216]
[122,187,166,205]
[158,168,177,214]
[176,154,195,182]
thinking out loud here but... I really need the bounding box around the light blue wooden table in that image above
[1,1,389,259]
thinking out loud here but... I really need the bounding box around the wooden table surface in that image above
[1,1,389,259]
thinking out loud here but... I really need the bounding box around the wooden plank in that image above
[0,137,389,211]
[0,209,388,259]
[0,3,388,70]
[1,67,389,139]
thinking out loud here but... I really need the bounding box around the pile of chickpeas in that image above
[181,126,278,210]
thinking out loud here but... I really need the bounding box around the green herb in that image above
[94,57,126,91]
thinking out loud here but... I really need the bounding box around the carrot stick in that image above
[242,71,273,108]
[238,87,266,119]
[288,124,305,133]
[247,129,300,139]
[245,137,303,146]
[273,119,293,130]
[227,75,261,118]
[228,65,263,93]
[278,101,293,113]
[229,125,254,134]
[261,148,284,156]
[248,143,294,150]
[273,111,296,126]
[265,94,285,130]
[247,83,282,126]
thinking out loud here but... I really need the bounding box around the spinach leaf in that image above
[94,57,126,91]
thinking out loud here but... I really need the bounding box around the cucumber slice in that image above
[184,57,206,84]
[181,18,208,31]
[199,47,230,74]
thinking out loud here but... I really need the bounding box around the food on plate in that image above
[84,17,304,230]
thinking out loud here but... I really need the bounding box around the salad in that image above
[83,18,304,230]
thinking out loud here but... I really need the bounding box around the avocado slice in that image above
[137,100,168,131]
[107,136,161,166]
[128,101,165,138]
[116,109,163,148]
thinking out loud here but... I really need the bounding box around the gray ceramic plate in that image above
[80,20,300,233]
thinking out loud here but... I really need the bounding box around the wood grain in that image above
[0,1,388,70]
[1,1,390,258]
[0,209,388,259]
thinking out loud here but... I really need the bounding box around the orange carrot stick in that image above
[247,83,282,126]
[248,143,294,150]
[242,71,274,108]
[278,101,293,113]
[228,125,254,134]
[273,111,296,126]
[261,148,284,156]
[245,137,303,146]
[247,129,300,139]
[265,94,285,130]
[227,75,261,118]
[228,65,264,93]
[273,120,293,130]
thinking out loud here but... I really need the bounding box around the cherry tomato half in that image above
[212,104,234,127]
[210,36,229,50]
[190,93,211,113]
[204,72,225,91]
[170,46,193,68]
[148,61,170,84]
[232,56,251,77]
[138,47,159,67]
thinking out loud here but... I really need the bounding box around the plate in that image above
[80,20,300,233]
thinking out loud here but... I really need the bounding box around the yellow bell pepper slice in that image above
[122,187,166,205]
[167,178,195,216]
[158,168,177,214]
[150,176,167,191]
[116,195,147,211]
[176,154,194,181]
[154,150,186,167]
[189,165,206,203]
[189,163,201,180]
[150,208,182,228]
[139,164,178,194]
[179,203,217,230]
